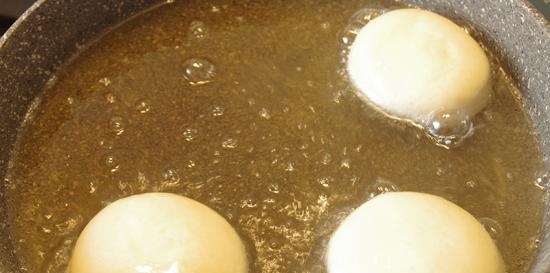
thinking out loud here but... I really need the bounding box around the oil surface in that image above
[3,0,547,273]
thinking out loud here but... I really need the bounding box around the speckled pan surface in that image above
[0,0,548,272]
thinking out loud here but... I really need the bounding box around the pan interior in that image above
[3,0,547,272]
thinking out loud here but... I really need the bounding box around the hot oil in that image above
[3,0,547,272]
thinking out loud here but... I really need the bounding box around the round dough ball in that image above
[347,9,491,125]
[327,192,504,273]
[69,193,248,273]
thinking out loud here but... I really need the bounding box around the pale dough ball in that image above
[347,9,491,124]
[327,192,504,273]
[69,193,248,273]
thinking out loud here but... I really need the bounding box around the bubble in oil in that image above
[339,25,359,46]
[478,217,503,240]
[528,235,542,250]
[351,8,385,24]
[534,174,549,191]
[101,154,120,173]
[160,168,181,190]
[340,159,351,169]
[183,58,216,85]
[317,208,354,237]
[211,105,225,116]
[259,108,272,119]
[333,90,346,104]
[188,20,208,40]
[211,5,221,13]
[182,128,198,141]
[222,138,238,149]
[465,180,477,189]
[339,8,385,46]
[367,178,399,200]
[241,197,259,208]
[135,99,151,114]
[108,116,126,136]
[44,239,74,273]
[105,93,116,104]
[321,153,332,165]
[268,183,280,194]
[55,215,83,235]
[424,110,474,149]
[41,226,52,234]
[89,181,97,193]
[98,77,111,86]
[162,168,180,183]
[285,162,296,172]
[318,176,334,188]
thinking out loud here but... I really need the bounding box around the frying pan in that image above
[0,0,549,272]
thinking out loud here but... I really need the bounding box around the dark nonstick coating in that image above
[0,0,549,272]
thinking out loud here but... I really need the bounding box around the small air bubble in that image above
[135,99,150,114]
[350,8,384,25]
[99,77,111,86]
[478,217,503,240]
[108,116,125,136]
[269,241,281,250]
[55,216,82,235]
[105,93,116,104]
[318,176,334,188]
[222,138,238,149]
[339,7,384,47]
[211,105,225,116]
[102,154,120,173]
[321,153,332,165]
[268,183,280,194]
[161,168,181,189]
[259,108,271,119]
[183,58,216,85]
[89,182,97,194]
[183,128,198,142]
[41,227,52,233]
[465,180,477,189]
[241,198,258,208]
[367,179,399,199]
[162,168,180,183]
[424,110,473,149]
[188,20,208,40]
[285,162,295,172]
[339,23,362,46]
[528,236,541,250]
[333,90,345,104]
[534,175,549,191]
[340,159,351,169]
